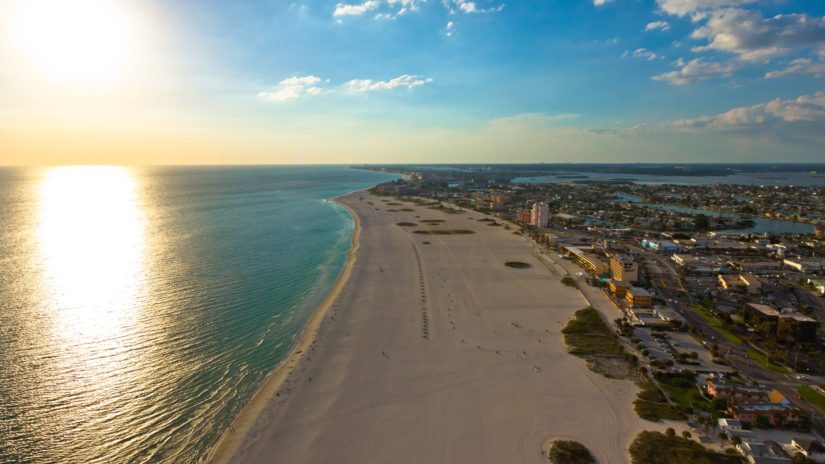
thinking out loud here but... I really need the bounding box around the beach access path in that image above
[213,192,668,464]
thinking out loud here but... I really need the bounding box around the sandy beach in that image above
[209,191,666,464]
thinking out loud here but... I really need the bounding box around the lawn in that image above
[690,305,744,345]
[798,385,825,412]
[745,348,789,374]
[634,381,687,421]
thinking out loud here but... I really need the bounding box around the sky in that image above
[1,0,824,165]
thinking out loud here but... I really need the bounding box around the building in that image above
[776,311,817,344]
[719,274,746,292]
[515,209,532,224]
[641,239,684,254]
[625,307,669,326]
[718,418,743,431]
[816,223,825,239]
[728,403,798,427]
[791,438,825,461]
[744,303,817,344]
[608,279,632,298]
[531,202,549,228]
[808,278,825,296]
[747,456,792,464]
[784,258,825,273]
[490,194,510,211]
[707,381,771,404]
[739,274,763,294]
[719,274,762,294]
[563,246,609,276]
[625,286,652,308]
[610,255,638,282]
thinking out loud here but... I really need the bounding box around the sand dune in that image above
[210,192,667,464]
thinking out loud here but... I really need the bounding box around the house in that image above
[707,381,771,403]
[728,403,798,427]
[791,438,825,461]
[718,418,743,431]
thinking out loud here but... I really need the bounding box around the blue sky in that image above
[1,0,824,164]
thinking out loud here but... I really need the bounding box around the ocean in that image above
[0,165,398,463]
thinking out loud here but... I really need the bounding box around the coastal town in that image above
[363,165,825,464]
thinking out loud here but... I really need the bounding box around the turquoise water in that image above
[0,166,397,463]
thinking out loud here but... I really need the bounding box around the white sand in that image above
[209,192,667,464]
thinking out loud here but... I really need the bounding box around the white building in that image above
[531,202,549,228]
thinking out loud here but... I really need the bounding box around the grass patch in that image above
[422,241,431,245]
[413,229,476,235]
[657,373,714,413]
[505,261,531,269]
[396,222,417,227]
[387,202,402,205]
[547,440,595,464]
[400,208,415,212]
[562,307,624,357]
[386,209,398,212]
[426,205,464,214]
[798,386,825,412]
[690,305,744,345]
[629,431,744,464]
[745,349,789,374]
[561,276,577,287]
[634,381,687,421]
[420,219,446,223]
[487,222,502,226]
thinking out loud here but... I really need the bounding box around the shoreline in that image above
[206,194,363,464]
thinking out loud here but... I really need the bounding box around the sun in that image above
[10,0,136,85]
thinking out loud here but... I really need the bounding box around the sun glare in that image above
[10,0,137,85]
[37,166,146,341]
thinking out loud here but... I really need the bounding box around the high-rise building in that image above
[531,202,548,228]
[610,255,638,282]
[816,223,824,239]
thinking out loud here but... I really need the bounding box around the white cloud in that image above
[258,75,326,102]
[766,58,825,79]
[446,20,455,36]
[690,9,825,61]
[593,0,612,6]
[670,91,825,136]
[628,48,660,60]
[445,0,504,14]
[655,0,756,17]
[652,58,739,84]
[280,76,322,86]
[344,75,433,92]
[333,0,380,16]
[645,21,671,32]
